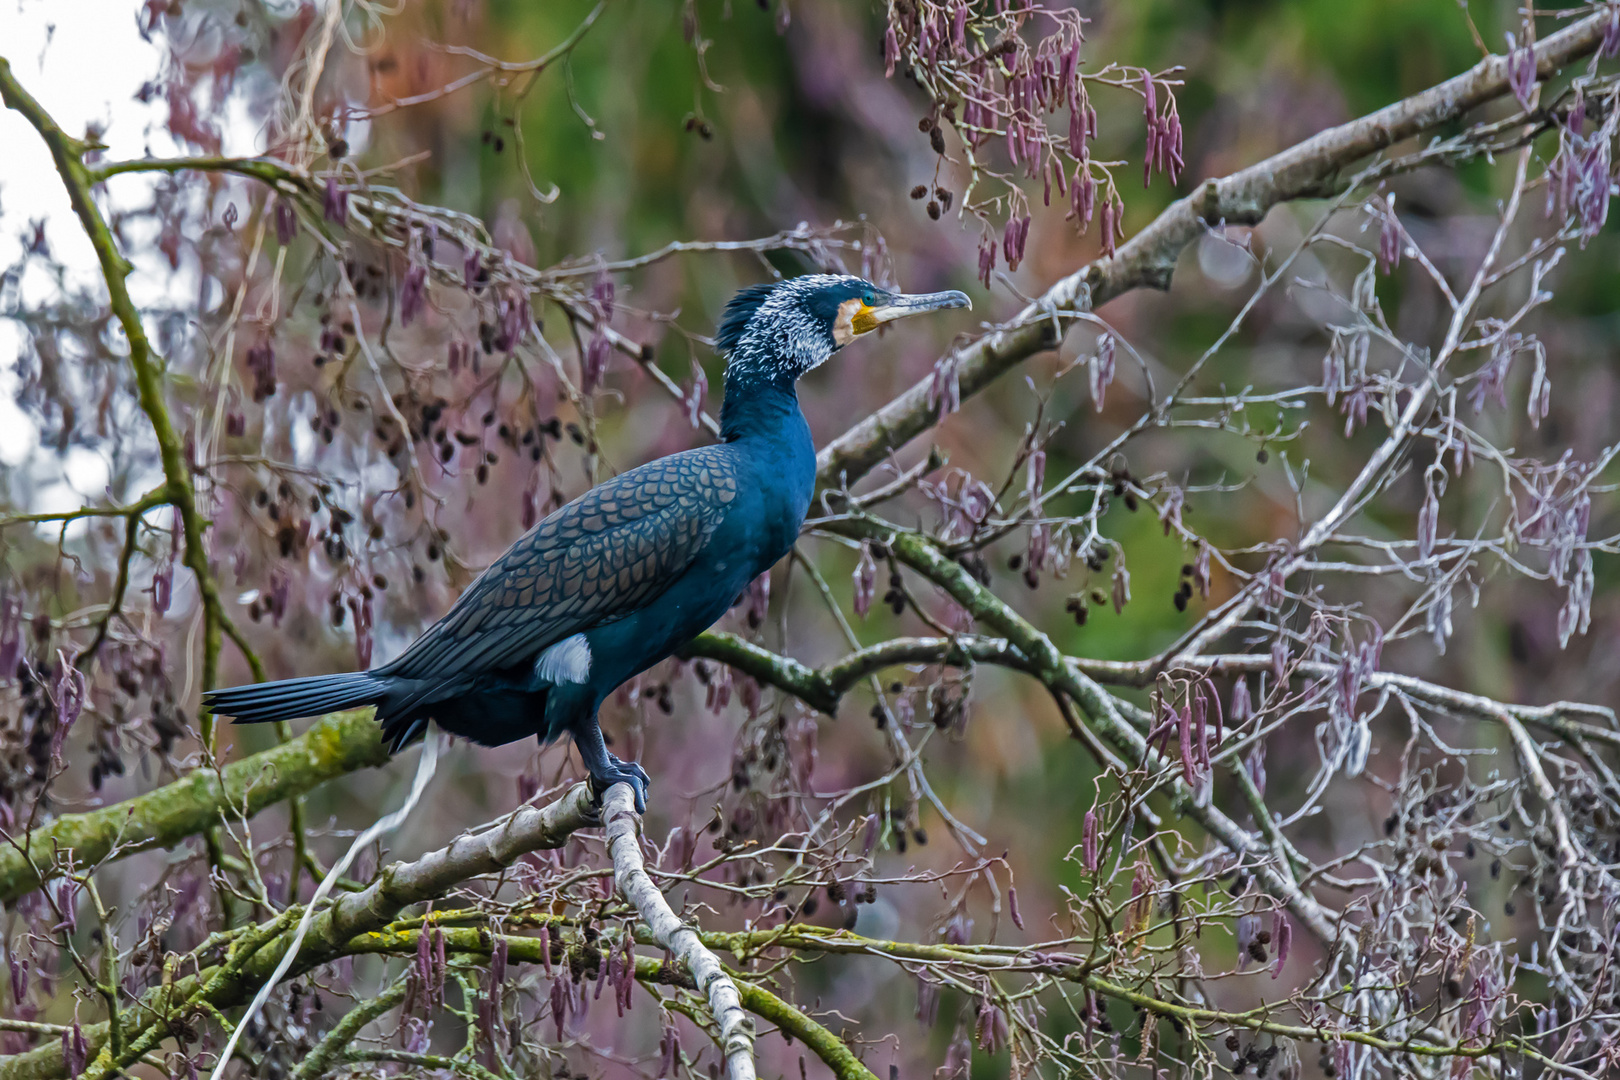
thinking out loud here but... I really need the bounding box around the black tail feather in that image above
[204,672,389,727]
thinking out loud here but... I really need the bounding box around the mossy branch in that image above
[0,784,598,1080]
[0,709,389,905]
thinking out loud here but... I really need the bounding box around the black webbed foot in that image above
[588,752,650,814]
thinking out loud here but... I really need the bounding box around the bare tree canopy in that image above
[2,3,1619,1080]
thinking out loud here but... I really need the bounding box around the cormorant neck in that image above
[719,371,803,442]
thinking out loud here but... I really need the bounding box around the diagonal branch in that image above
[603,783,756,1080]
[1,783,598,1080]
[0,709,390,905]
[814,9,1617,490]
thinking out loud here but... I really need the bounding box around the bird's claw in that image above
[589,753,650,814]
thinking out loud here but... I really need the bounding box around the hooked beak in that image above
[854,289,972,335]
[869,290,972,324]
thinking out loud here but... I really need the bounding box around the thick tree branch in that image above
[0,709,389,905]
[0,783,598,1080]
[603,783,756,1080]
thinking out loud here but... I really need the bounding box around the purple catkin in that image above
[51,659,86,767]
[1061,40,1081,104]
[616,934,635,1014]
[975,1001,1008,1051]
[977,232,997,286]
[403,1017,430,1054]
[1007,886,1025,930]
[539,924,553,976]
[1418,483,1439,562]
[1377,203,1402,273]
[916,976,940,1027]
[1165,110,1184,181]
[950,2,967,52]
[274,198,297,245]
[859,812,882,856]
[9,954,27,1004]
[1081,808,1099,871]
[399,263,428,326]
[942,1025,972,1078]
[1177,702,1196,782]
[594,942,610,999]
[658,1023,679,1077]
[1100,196,1118,257]
[550,977,568,1041]
[583,334,610,392]
[1086,332,1114,414]
[570,970,588,1026]
[490,932,507,993]
[322,177,347,226]
[853,545,878,618]
[591,270,616,323]
[62,1021,87,1078]
[1506,33,1536,111]
[1192,691,1210,770]
[1271,911,1292,978]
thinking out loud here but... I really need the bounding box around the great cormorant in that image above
[204,275,971,811]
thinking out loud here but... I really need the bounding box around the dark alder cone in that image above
[245,341,276,402]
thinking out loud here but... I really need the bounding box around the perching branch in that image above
[1,782,598,1080]
[603,782,757,1080]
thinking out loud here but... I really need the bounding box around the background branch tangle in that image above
[3,3,1620,1080]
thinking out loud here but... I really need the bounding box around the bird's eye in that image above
[861,291,876,307]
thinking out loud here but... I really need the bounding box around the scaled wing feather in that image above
[383,447,739,680]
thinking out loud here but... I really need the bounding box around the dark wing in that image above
[382,445,739,681]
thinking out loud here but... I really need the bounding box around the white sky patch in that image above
[0,0,177,278]
[0,1,268,527]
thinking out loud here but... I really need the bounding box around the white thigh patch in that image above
[535,633,592,685]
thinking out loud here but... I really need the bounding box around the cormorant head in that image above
[716,274,971,385]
